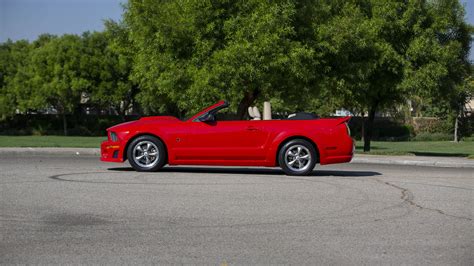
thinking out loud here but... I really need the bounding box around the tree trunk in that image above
[62,112,68,136]
[237,89,259,120]
[363,104,377,152]
[118,103,127,122]
[454,109,461,142]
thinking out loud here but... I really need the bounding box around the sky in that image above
[462,0,474,62]
[0,0,123,41]
[1,0,474,60]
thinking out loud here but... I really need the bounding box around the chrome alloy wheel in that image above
[285,144,312,172]
[132,141,159,168]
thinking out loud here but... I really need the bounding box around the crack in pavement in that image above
[376,179,472,221]
[42,171,413,226]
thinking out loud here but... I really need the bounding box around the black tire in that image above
[127,135,167,172]
[278,139,317,176]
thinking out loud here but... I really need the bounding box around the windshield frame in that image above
[186,100,229,122]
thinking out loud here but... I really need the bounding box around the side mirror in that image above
[198,112,215,122]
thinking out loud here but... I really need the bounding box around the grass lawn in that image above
[0,135,105,148]
[356,141,474,158]
[0,136,472,158]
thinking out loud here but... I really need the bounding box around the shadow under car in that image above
[107,166,381,177]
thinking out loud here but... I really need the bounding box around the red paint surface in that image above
[101,101,354,167]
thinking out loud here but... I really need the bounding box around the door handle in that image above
[246,126,259,131]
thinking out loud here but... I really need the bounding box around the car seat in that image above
[248,106,261,120]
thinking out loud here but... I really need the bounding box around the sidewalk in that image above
[0,147,100,156]
[1,147,473,168]
[352,154,474,169]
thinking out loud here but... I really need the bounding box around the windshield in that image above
[187,101,229,122]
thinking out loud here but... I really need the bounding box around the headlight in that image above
[110,132,118,142]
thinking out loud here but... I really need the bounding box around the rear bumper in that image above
[320,138,354,165]
[321,155,353,165]
[100,140,125,163]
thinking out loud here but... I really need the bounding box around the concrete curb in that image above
[1,147,473,168]
[0,147,100,156]
[352,154,474,169]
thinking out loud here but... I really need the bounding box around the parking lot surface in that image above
[1,154,472,264]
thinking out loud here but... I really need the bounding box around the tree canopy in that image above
[0,0,471,144]
[124,0,317,118]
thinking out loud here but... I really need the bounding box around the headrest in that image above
[252,106,261,120]
[248,106,255,118]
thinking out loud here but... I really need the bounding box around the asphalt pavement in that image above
[1,154,473,264]
[2,147,474,168]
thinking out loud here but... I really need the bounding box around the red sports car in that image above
[101,100,354,175]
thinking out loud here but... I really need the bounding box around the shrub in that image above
[462,136,474,141]
[412,117,448,134]
[348,117,412,141]
[411,132,452,141]
[0,114,139,136]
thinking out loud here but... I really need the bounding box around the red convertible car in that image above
[101,100,354,175]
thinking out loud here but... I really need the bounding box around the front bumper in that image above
[100,140,125,163]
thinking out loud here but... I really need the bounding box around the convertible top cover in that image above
[287,112,319,120]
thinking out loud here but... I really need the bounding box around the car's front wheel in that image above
[127,135,167,172]
[278,139,317,176]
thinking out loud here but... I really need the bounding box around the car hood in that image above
[107,116,180,132]
[138,116,180,122]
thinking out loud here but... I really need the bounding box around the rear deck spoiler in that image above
[335,116,351,125]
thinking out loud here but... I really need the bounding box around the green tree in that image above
[401,0,471,141]
[124,0,314,118]
[0,39,31,120]
[314,0,470,151]
[28,34,89,135]
[81,28,137,118]
[103,20,140,117]
[315,0,408,151]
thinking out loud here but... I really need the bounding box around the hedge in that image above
[0,114,139,136]
[1,114,472,140]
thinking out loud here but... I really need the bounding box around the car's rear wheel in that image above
[278,139,317,176]
[127,135,166,172]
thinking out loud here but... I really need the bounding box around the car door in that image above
[175,120,269,163]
